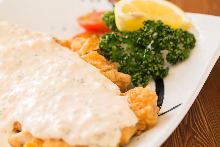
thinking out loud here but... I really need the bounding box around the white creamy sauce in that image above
[0,21,137,147]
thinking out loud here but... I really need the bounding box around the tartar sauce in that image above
[0,21,137,147]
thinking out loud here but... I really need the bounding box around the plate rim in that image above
[153,13,220,147]
[0,1,219,145]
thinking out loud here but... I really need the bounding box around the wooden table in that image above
[162,0,220,146]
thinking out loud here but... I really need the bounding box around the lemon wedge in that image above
[115,0,191,31]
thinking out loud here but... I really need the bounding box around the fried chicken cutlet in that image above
[8,32,159,147]
[9,86,158,147]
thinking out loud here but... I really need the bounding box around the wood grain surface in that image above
[162,0,220,147]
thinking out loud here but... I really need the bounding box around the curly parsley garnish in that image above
[99,11,196,87]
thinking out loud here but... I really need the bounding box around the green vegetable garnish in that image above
[100,11,196,87]
[102,11,118,32]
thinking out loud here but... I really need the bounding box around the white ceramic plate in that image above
[0,0,219,146]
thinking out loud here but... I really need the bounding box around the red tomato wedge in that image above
[77,11,110,33]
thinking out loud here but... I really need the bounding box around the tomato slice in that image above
[77,11,110,33]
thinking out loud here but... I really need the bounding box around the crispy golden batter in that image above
[122,86,159,134]
[56,33,100,56]
[82,51,131,89]
[56,33,131,89]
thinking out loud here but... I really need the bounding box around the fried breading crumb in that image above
[122,86,159,134]
[82,51,131,89]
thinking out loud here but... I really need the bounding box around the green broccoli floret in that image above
[99,11,196,87]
